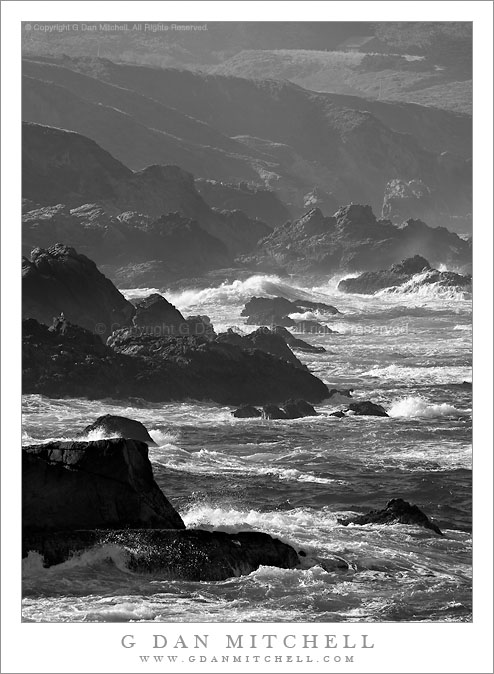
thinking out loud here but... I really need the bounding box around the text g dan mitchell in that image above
[121,633,375,650]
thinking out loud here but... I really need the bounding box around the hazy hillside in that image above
[22,21,471,113]
[22,122,271,258]
[22,57,471,232]
[211,49,472,115]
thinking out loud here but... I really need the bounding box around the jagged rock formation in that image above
[22,123,274,259]
[23,317,328,405]
[338,255,472,294]
[244,205,471,274]
[338,498,443,535]
[22,205,231,285]
[22,244,135,337]
[23,438,185,532]
[216,328,306,370]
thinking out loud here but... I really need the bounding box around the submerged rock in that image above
[22,529,300,580]
[80,415,157,446]
[241,296,339,328]
[232,405,262,418]
[23,439,185,532]
[337,498,443,536]
[262,404,287,420]
[282,399,318,419]
[347,401,388,417]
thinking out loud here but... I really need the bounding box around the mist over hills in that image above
[22,55,471,233]
[22,24,471,286]
[22,22,471,114]
[23,120,471,286]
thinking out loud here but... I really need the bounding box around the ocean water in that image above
[22,273,472,623]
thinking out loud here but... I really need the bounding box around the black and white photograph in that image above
[1,2,493,673]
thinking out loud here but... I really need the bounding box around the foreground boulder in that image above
[241,296,339,327]
[80,415,157,446]
[23,318,329,404]
[23,439,185,532]
[22,529,300,580]
[338,255,471,295]
[347,401,389,417]
[338,498,443,536]
[22,244,135,337]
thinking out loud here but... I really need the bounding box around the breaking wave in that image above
[376,272,471,301]
[164,275,326,311]
[388,396,470,419]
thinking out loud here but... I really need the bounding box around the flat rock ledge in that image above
[22,529,300,581]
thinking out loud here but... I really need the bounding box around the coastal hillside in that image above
[22,57,471,232]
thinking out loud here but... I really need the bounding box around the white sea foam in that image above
[164,275,329,311]
[376,272,471,301]
[388,396,469,419]
[360,363,472,385]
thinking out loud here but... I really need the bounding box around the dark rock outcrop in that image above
[23,318,329,405]
[22,123,270,259]
[22,205,230,283]
[337,498,443,536]
[329,410,346,418]
[22,244,135,337]
[338,255,472,295]
[273,326,326,353]
[347,401,389,417]
[262,405,287,420]
[22,529,300,580]
[23,439,185,533]
[132,293,188,336]
[241,296,339,327]
[243,205,472,274]
[216,327,306,370]
[282,399,318,419]
[80,415,157,446]
[233,399,318,420]
[22,318,136,399]
[232,405,262,418]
